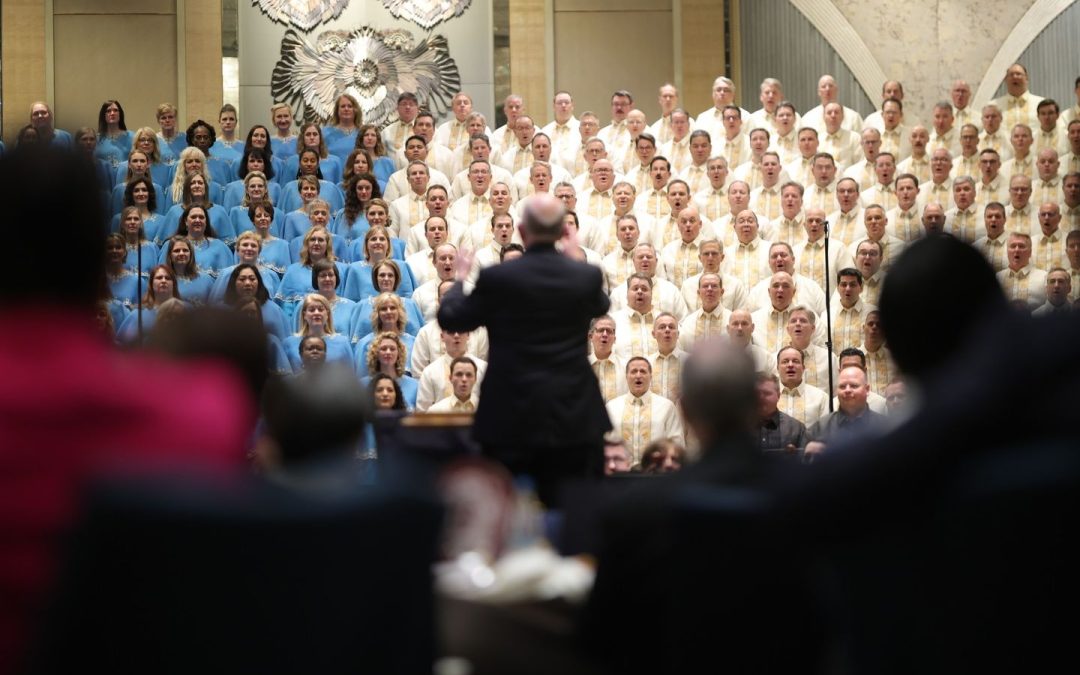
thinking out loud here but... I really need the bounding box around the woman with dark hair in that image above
[332,172,380,244]
[229,171,284,237]
[342,147,374,190]
[109,149,166,218]
[304,258,359,339]
[281,293,354,372]
[323,93,362,165]
[241,123,282,176]
[282,122,343,186]
[276,226,349,324]
[16,125,39,147]
[224,148,281,209]
[356,123,395,190]
[117,263,182,341]
[117,206,159,276]
[104,232,140,308]
[95,100,134,168]
[246,201,291,274]
[343,228,417,301]
[371,371,407,411]
[361,331,418,408]
[279,147,345,213]
[162,235,215,304]
[159,172,234,246]
[223,262,290,340]
[161,205,231,275]
[110,176,164,236]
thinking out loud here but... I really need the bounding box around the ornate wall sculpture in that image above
[381,0,473,30]
[252,0,351,32]
[271,26,462,126]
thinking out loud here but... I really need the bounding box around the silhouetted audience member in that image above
[0,147,255,675]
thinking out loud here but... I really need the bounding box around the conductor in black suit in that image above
[438,194,612,504]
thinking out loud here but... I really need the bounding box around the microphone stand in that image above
[822,219,834,412]
[136,241,144,343]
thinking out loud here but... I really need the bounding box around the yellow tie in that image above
[985,238,1006,270]
[953,209,975,243]
[470,195,490,224]
[673,241,697,286]
[410,194,427,226]
[836,307,861,353]
[703,190,729,221]
[629,312,654,355]
[513,146,533,173]
[1009,209,1028,234]
[453,399,475,412]
[799,240,823,284]
[621,395,652,463]
[1036,235,1061,271]
[612,249,634,286]
[757,188,780,220]
[781,386,806,424]
[592,359,617,401]
[695,310,719,340]
[766,310,788,353]
[589,190,613,221]
[650,353,679,399]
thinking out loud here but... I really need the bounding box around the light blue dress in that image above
[340,259,417,301]
[156,238,232,278]
[346,238,408,264]
[278,179,346,214]
[322,126,359,166]
[108,271,143,308]
[113,162,172,192]
[270,136,298,161]
[360,374,419,409]
[282,332,355,373]
[208,265,282,304]
[158,203,234,246]
[95,131,135,169]
[329,210,369,247]
[161,181,226,212]
[123,242,160,276]
[289,296,360,338]
[222,180,282,211]
[230,205,285,239]
[354,332,417,373]
[158,133,187,164]
[280,154,344,187]
[348,296,424,338]
[275,261,350,323]
[210,139,244,166]
[373,157,395,191]
[257,239,292,276]
[267,335,292,375]
[109,181,167,218]
[175,272,216,305]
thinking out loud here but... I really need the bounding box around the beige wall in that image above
[1,0,221,145]
[53,0,179,134]
[553,0,675,123]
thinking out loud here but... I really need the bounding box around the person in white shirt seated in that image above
[650,82,693,145]
[471,212,518,277]
[863,80,906,132]
[602,213,643,290]
[427,355,481,413]
[494,114,539,173]
[1032,267,1073,316]
[588,314,627,403]
[726,308,770,373]
[747,242,826,315]
[404,185,469,256]
[405,216,450,286]
[774,345,830,427]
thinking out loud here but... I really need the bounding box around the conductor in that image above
[438,194,612,504]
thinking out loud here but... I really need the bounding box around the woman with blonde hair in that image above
[282,293,354,372]
[115,126,172,188]
[343,226,416,301]
[276,226,348,323]
[209,231,282,304]
[362,331,419,408]
[165,146,220,211]
[353,291,416,367]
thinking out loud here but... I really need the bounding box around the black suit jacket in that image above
[437,243,612,447]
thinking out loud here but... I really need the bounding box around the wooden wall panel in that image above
[1,0,47,145]
[680,0,728,115]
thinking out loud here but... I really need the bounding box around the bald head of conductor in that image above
[518,192,567,247]
[680,338,758,453]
